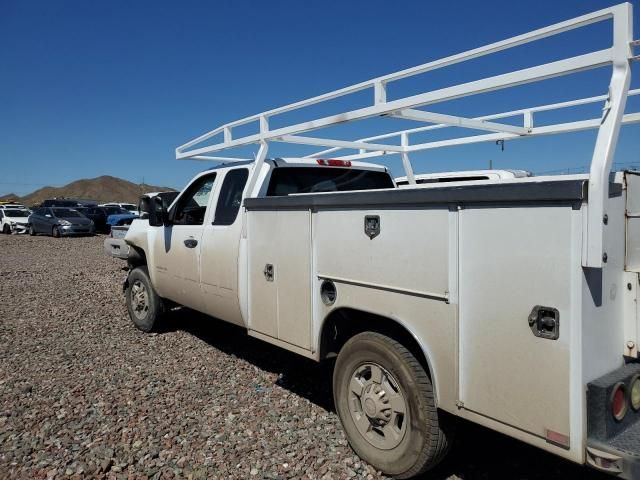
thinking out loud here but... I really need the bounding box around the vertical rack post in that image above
[400,133,416,184]
[585,3,633,268]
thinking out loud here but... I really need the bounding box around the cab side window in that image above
[172,173,216,226]
[213,169,249,226]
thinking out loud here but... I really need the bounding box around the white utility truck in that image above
[110,5,640,478]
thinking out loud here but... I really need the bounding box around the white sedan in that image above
[0,208,30,234]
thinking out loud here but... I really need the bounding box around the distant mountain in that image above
[0,193,20,202]
[8,176,175,206]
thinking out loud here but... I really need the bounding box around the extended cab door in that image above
[199,168,249,325]
[152,172,217,312]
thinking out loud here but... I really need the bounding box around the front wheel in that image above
[333,332,453,479]
[52,226,61,238]
[125,266,164,332]
[29,225,36,236]
[2,224,10,234]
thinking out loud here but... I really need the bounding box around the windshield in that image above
[5,209,29,217]
[266,167,394,196]
[52,208,83,218]
[121,204,136,211]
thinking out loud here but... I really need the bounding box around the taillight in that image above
[611,383,628,421]
[630,375,640,412]
[316,159,352,167]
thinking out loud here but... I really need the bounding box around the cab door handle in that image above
[184,238,198,248]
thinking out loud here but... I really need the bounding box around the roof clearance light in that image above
[611,383,628,421]
[316,159,352,167]
[630,375,640,412]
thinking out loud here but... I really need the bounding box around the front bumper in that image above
[59,225,95,235]
[104,237,130,259]
[9,223,28,234]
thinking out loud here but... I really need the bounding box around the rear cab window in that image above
[266,167,393,196]
[214,169,249,225]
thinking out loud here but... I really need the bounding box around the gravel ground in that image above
[0,234,610,480]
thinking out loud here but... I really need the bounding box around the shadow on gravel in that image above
[429,422,608,479]
[161,308,607,480]
[160,307,336,412]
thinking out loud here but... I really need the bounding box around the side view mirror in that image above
[148,196,169,227]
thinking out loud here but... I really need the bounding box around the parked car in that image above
[0,202,27,210]
[0,208,30,234]
[82,206,131,233]
[41,199,98,208]
[106,210,139,228]
[99,202,139,215]
[28,207,95,237]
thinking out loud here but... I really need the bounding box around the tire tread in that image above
[335,331,452,479]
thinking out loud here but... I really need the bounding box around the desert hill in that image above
[2,176,175,206]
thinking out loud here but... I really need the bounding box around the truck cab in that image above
[123,158,393,324]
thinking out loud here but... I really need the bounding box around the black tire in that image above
[52,226,61,238]
[125,266,164,332]
[2,224,10,234]
[29,224,36,236]
[333,332,453,479]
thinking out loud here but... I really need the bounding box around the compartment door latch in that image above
[263,263,274,282]
[528,306,560,340]
[364,215,380,239]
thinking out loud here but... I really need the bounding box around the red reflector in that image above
[545,429,570,449]
[611,383,628,422]
[316,159,352,167]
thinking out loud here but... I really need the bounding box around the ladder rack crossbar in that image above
[305,89,640,158]
[176,3,636,268]
[176,4,626,157]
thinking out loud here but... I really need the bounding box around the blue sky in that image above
[1,0,639,196]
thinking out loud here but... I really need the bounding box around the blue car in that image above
[106,212,139,228]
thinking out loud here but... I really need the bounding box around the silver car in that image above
[28,207,95,237]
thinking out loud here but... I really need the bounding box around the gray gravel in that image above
[0,234,608,479]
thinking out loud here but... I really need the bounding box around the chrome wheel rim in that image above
[348,362,408,450]
[130,280,149,320]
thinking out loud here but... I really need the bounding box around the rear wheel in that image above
[333,332,453,479]
[125,266,164,332]
[52,226,61,238]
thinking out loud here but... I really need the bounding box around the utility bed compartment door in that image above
[625,171,640,272]
[459,206,575,441]
[247,210,312,350]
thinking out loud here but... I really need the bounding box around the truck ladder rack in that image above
[177,3,639,268]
